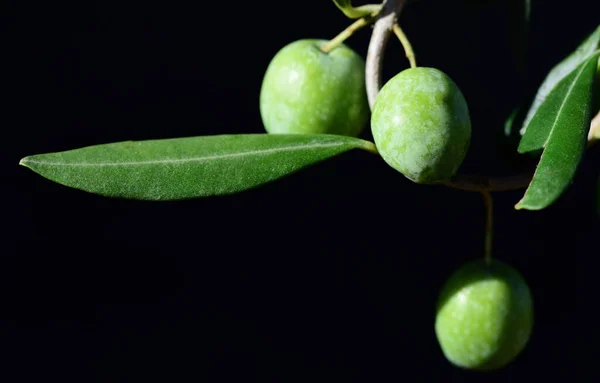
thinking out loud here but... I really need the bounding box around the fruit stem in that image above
[320,13,378,54]
[481,190,494,265]
[392,23,416,68]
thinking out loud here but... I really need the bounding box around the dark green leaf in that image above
[332,0,381,19]
[515,53,600,210]
[20,134,378,201]
[520,25,600,135]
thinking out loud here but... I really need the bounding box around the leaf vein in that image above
[541,60,588,148]
[23,141,346,167]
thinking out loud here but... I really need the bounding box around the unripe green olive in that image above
[259,39,369,137]
[371,67,471,184]
[435,259,534,371]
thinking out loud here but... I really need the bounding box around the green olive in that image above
[371,67,471,184]
[259,39,369,137]
[435,259,534,371]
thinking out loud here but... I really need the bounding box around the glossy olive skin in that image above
[371,67,471,184]
[435,259,534,371]
[259,39,369,137]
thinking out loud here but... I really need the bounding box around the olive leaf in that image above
[19,134,378,201]
[520,24,600,135]
[331,0,382,19]
[515,53,600,210]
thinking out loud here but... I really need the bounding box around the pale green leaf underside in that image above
[20,134,378,201]
[332,0,381,18]
[515,53,600,210]
[520,24,600,135]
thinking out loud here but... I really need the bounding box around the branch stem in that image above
[321,13,377,54]
[441,172,532,192]
[392,23,416,68]
[366,0,407,108]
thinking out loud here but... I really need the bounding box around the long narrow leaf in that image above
[20,134,378,201]
[515,53,600,210]
[520,25,600,134]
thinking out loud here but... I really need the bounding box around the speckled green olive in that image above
[371,67,471,184]
[259,39,369,137]
[435,259,534,371]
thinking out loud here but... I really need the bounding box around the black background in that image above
[2,0,597,381]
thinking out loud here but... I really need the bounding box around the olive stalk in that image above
[392,23,416,68]
[366,0,407,108]
[320,13,378,54]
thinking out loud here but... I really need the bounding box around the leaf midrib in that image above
[20,141,349,168]
[539,59,589,149]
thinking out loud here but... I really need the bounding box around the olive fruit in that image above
[371,67,471,184]
[435,259,534,371]
[259,39,369,137]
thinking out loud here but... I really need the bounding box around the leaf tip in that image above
[514,198,546,211]
[514,201,524,210]
[19,157,31,168]
[514,195,534,210]
[516,140,535,155]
